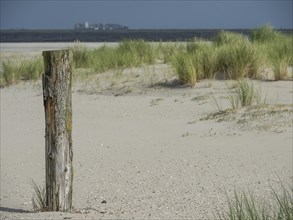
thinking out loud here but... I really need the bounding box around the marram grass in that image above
[216,42,263,79]
[172,52,197,87]
[171,26,291,85]
[227,79,261,109]
[251,24,285,43]
[1,26,292,87]
[215,31,250,46]
[71,39,157,73]
[31,180,47,212]
[216,183,293,220]
[1,58,43,86]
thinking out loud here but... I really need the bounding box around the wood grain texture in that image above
[42,50,73,212]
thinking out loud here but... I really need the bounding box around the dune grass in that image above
[1,58,43,86]
[1,26,292,87]
[227,79,262,109]
[172,52,197,87]
[216,183,293,220]
[217,42,263,79]
[171,25,292,85]
[72,41,91,69]
[171,40,219,86]
[251,24,285,43]
[186,40,218,80]
[215,31,250,46]
[157,41,185,63]
[252,26,293,80]
[31,180,47,212]
[268,39,293,80]
[172,36,263,84]
[71,39,157,74]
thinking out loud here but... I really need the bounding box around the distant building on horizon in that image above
[74,21,128,30]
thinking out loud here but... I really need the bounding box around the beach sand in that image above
[0,43,292,219]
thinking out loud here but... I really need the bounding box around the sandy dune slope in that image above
[0,43,292,219]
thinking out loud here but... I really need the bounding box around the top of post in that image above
[42,50,73,63]
[42,49,71,56]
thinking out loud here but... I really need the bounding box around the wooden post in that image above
[42,50,73,212]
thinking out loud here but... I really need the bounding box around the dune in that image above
[0,43,292,219]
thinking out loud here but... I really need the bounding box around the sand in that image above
[0,43,292,219]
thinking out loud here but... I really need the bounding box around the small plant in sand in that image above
[31,180,47,212]
[227,79,261,109]
[216,183,293,220]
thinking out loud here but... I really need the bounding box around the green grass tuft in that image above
[71,40,157,74]
[251,24,284,43]
[1,58,43,86]
[172,52,197,87]
[71,41,91,68]
[215,31,250,46]
[217,42,262,79]
[187,40,218,79]
[269,39,293,80]
[227,79,261,109]
[216,183,293,220]
[157,42,184,63]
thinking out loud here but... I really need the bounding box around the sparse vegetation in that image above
[71,39,157,73]
[72,41,91,68]
[31,180,47,212]
[1,58,43,86]
[1,25,292,87]
[227,79,261,109]
[216,183,293,220]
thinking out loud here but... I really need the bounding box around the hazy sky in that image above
[1,0,292,29]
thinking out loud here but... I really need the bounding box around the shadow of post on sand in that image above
[0,206,33,213]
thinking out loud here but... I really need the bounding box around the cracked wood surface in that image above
[42,50,73,211]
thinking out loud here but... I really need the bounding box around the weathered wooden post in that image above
[42,50,73,211]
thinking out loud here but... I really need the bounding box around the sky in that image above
[1,0,292,29]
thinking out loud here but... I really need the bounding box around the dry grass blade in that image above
[31,180,47,212]
[215,182,293,220]
[270,184,293,220]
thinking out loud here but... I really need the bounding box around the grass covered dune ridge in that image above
[0,25,292,86]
